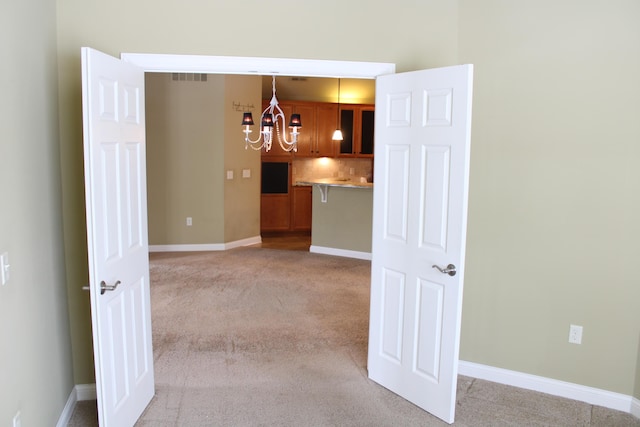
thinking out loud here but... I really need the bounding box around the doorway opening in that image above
[143,69,380,252]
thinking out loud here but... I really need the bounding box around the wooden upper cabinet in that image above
[290,103,316,157]
[261,100,370,159]
[288,101,336,158]
[314,103,338,157]
[338,104,375,158]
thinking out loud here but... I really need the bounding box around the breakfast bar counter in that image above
[295,179,373,260]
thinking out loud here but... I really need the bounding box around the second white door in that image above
[368,65,474,424]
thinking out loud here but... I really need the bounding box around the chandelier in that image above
[241,75,301,152]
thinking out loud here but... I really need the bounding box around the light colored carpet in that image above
[68,248,640,426]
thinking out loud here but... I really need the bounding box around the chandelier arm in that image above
[275,121,296,152]
[272,104,295,147]
[244,130,265,146]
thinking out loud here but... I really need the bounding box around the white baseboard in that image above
[76,383,97,400]
[310,245,371,260]
[459,360,635,415]
[56,384,97,427]
[632,397,640,418]
[149,236,261,252]
[59,371,637,422]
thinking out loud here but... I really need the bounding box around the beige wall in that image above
[146,73,226,245]
[145,73,261,246]
[0,0,74,425]
[54,0,639,400]
[458,0,640,395]
[224,75,262,243]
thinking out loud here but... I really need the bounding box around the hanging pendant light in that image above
[241,75,302,152]
[332,78,343,141]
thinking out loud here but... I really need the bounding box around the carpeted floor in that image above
[68,248,640,426]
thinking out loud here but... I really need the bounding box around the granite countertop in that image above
[295,178,373,188]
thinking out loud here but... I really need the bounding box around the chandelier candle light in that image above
[242,75,302,152]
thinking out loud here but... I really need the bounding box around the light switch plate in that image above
[0,252,9,285]
[242,169,251,178]
[226,170,234,180]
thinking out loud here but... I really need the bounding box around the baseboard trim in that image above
[56,384,97,427]
[459,360,635,415]
[76,383,97,400]
[149,236,261,252]
[59,370,637,422]
[632,397,640,418]
[310,245,371,260]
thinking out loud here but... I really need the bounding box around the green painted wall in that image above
[0,0,74,425]
[146,73,226,245]
[224,75,262,243]
[145,73,261,246]
[311,187,373,253]
[457,0,640,395]
[53,0,639,400]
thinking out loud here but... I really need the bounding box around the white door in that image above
[368,65,473,424]
[81,47,155,426]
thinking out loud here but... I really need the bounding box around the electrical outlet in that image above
[568,324,583,344]
[186,217,192,226]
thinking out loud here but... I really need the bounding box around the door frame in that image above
[121,53,395,79]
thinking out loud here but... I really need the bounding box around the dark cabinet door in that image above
[338,105,374,157]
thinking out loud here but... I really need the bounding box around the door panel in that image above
[415,278,444,381]
[82,47,154,427]
[381,268,405,363]
[383,146,410,241]
[420,145,450,251]
[368,65,473,424]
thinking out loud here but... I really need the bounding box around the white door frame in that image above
[121,53,395,79]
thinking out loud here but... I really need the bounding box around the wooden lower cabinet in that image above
[261,194,291,231]
[292,186,312,231]
[260,187,312,233]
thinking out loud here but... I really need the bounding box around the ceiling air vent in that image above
[171,73,208,82]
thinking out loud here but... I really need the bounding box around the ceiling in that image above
[261,76,375,105]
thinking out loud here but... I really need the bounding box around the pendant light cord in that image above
[336,79,341,125]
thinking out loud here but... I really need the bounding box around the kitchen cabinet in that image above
[261,194,291,231]
[338,104,375,158]
[261,186,312,233]
[261,101,337,158]
[288,101,337,158]
[310,104,338,157]
[260,161,291,232]
[259,161,312,232]
[292,185,312,231]
[289,103,317,157]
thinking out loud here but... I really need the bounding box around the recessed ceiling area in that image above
[261,76,375,105]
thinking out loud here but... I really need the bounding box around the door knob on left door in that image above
[100,280,121,295]
[432,264,457,276]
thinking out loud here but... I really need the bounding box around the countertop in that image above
[294,178,373,189]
